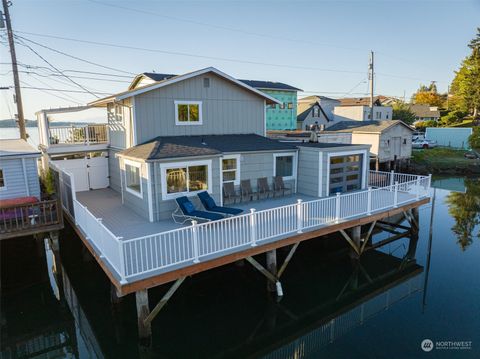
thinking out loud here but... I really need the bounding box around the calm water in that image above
[1,178,479,358]
[0,127,40,146]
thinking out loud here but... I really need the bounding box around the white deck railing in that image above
[60,171,431,283]
[49,124,108,146]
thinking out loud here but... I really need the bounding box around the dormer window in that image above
[175,101,202,125]
[313,106,320,117]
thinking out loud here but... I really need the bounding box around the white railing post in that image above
[192,220,200,263]
[416,177,421,200]
[97,218,105,257]
[335,192,341,223]
[296,199,303,233]
[85,125,90,145]
[250,208,257,246]
[394,181,399,208]
[367,187,372,215]
[389,170,395,190]
[117,237,127,283]
[428,174,432,192]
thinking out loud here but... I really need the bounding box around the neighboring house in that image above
[425,127,473,149]
[297,96,340,130]
[324,120,414,169]
[239,80,302,131]
[409,104,440,122]
[129,72,302,131]
[333,97,393,122]
[0,139,41,201]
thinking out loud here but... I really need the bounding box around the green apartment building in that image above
[240,80,302,130]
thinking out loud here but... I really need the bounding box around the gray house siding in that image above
[297,149,320,197]
[0,157,40,200]
[134,73,265,143]
[108,148,121,193]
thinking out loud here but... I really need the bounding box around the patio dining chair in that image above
[257,177,273,199]
[223,182,240,204]
[273,176,293,197]
[240,179,257,202]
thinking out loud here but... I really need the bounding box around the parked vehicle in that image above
[412,131,425,141]
[412,139,437,149]
[464,151,479,159]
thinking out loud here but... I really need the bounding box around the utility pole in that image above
[368,51,374,121]
[1,0,27,140]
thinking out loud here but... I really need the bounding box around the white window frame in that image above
[160,159,212,200]
[114,104,123,123]
[0,168,6,191]
[174,101,203,126]
[124,159,143,199]
[273,152,297,181]
[221,154,241,186]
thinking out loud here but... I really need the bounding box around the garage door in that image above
[51,152,109,191]
[329,154,363,195]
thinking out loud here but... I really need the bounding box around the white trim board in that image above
[221,154,241,186]
[174,101,203,126]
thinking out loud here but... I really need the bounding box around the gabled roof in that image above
[118,134,297,161]
[326,120,413,133]
[238,80,302,92]
[297,99,333,122]
[129,73,176,90]
[0,139,41,158]
[298,95,339,102]
[89,67,282,106]
[338,96,384,107]
[408,104,440,118]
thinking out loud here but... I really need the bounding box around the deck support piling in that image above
[349,226,361,258]
[135,290,152,340]
[266,250,278,293]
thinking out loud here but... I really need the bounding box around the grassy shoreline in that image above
[410,148,480,175]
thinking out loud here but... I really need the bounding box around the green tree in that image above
[450,28,480,117]
[412,82,445,107]
[414,120,437,130]
[469,127,480,150]
[392,103,416,124]
[445,178,480,251]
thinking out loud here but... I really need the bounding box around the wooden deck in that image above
[66,178,429,296]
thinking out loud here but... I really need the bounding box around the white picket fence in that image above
[61,171,431,283]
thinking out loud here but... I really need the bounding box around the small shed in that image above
[0,139,41,201]
[425,127,473,149]
[297,143,371,197]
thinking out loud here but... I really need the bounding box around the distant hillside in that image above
[0,119,91,128]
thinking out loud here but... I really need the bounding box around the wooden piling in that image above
[135,290,152,340]
[266,250,277,293]
[349,226,361,259]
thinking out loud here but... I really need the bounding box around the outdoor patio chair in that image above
[223,182,241,204]
[273,176,293,197]
[198,192,243,217]
[257,177,273,199]
[240,179,257,202]
[172,196,224,224]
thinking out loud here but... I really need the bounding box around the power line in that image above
[14,34,135,75]
[19,79,84,105]
[17,85,111,95]
[22,72,86,103]
[13,31,367,75]
[11,35,101,98]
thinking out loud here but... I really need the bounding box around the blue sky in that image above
[1,0,478,122]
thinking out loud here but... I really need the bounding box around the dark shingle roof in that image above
[326,120,413,133]
[408,104,440,118]
[119,134,297,160]
[239,80,302,91]
[141,73,177,82]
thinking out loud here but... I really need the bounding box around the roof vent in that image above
[203,78,210,88]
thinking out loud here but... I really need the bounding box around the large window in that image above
[124,160,142,197]
[0,168,5,190]
[222,155,240,185]
[161,160,211,199]
[175,101,202,125]
[274,153,296,180]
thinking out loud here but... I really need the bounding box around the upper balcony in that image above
[36,106,109,154]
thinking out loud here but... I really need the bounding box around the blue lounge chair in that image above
[197,191,244,217]
[172,196,224,224]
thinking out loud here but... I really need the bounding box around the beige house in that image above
[324,120,414,170]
